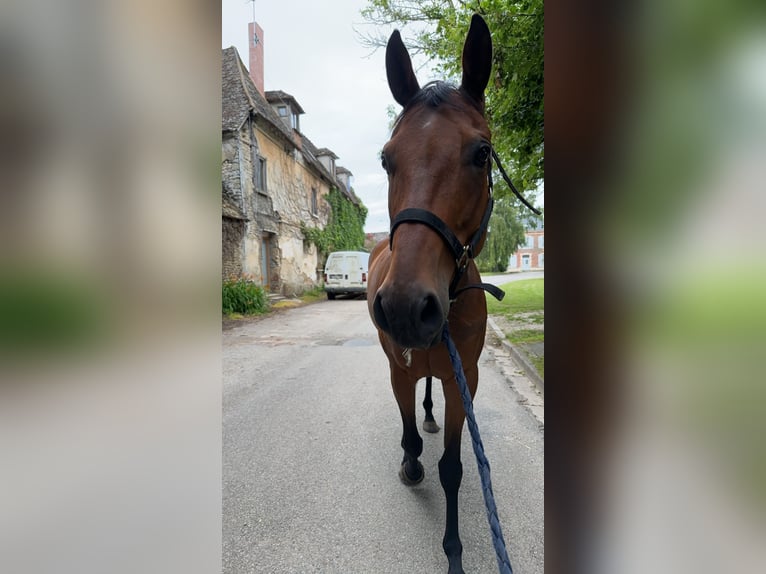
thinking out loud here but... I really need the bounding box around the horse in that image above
[367,14,498,574]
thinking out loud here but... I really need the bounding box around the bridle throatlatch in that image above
[388,147,540,303]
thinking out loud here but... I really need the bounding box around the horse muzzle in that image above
[372,283,447,349]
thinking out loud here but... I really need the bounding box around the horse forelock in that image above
[391,81,482,134]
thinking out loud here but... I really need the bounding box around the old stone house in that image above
[222,45,348,295]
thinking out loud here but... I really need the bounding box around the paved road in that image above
[223,299,543,574]
[480,271,544,287]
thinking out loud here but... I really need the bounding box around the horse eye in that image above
[380,153,389,172]
[474,145,491,167]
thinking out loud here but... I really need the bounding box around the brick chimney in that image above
[248,22,265,96]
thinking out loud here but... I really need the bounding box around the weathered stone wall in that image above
[224,120,266,286]
[255,130,331,295]
[222,217,245,279]
[223,115,334,295]
[222,133,244,205]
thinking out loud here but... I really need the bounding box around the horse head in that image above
[370,14,493,349]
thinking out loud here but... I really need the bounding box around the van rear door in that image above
[347,255,365,288]
[326,255,346,286]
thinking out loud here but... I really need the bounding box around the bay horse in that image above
[367,14,499,574]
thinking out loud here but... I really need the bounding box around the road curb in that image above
[486,317,544,395]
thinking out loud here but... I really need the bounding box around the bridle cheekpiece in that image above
[388,150,505,302]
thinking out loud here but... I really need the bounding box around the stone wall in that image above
[222,217,245,279]
[221,134,244,205]
[223,116,333,295]
[254,129,331,295]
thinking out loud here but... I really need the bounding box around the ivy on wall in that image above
[302,187,368,258]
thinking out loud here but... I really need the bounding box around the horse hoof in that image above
[398,460,425,485]
[423,419,440,433]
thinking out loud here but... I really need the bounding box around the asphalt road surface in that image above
[223,298,543,574]
[480,270,544,287]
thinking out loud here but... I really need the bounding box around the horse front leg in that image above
[422,376,441,433]
[391,366,424,485]
[439,365,478,574]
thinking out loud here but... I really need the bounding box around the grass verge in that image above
[486,278,544,317]
[486,278,544,379]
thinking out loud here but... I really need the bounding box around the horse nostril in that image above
[373,288,445,348]
[373,292,390,333]
[419,294,443,332]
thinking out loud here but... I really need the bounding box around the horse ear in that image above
[386,30,420,108]
[460,14,493,107]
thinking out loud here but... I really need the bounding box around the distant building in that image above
[508,216,544,271]
[364,231,389,252]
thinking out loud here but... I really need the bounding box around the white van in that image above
[323,251,370,300]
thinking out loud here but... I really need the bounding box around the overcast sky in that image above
[221,0,415,233]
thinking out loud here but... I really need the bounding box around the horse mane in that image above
[392,81,479,133]
[409,81,459,108]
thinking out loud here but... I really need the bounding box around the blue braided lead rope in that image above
[442,323,513,574]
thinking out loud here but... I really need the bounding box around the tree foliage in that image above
[475,199,526,272]
[360,0,543,202]
[302,187,368,258]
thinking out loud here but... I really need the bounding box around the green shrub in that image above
[222,278,268,315]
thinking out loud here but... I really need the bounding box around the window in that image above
[525,234,534,249]
[255,156,267,192]
[539,234,544,248]
[311,188,318,216]
[277,105,288,117]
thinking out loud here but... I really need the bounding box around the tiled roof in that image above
[222,47,361,208]
[221,47,296,148]
[221,48,250,132]
[299,135,360,206]
[346,187,362,206]
[298,132,336,184]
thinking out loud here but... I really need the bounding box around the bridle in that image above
[388,147,540,303]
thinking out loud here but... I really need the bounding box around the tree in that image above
[475,199,527,272]
[359,0,543,203]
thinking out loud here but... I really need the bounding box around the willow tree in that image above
[475,199,526,272]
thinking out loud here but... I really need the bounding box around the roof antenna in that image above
[247,0,260,45]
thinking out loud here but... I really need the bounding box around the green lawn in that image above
[486,278,544,378]
[486,278,544,318]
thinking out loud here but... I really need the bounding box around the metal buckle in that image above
[456,244,472,269]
